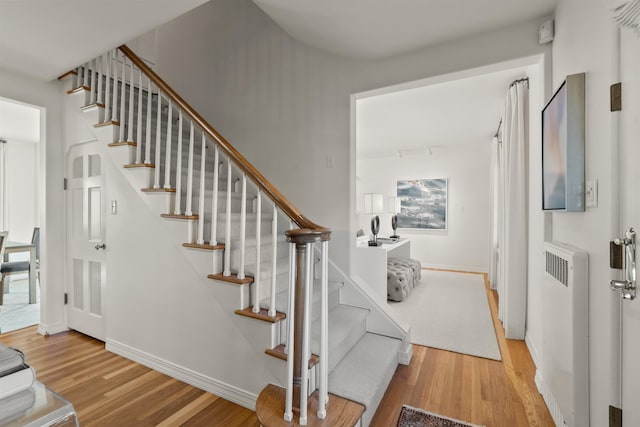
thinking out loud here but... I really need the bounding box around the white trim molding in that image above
[106,339,258,410]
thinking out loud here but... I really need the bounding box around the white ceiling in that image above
[356,67,528,159]
[253,0,557,59]
[0,0,208,81]
[0,0,554,159]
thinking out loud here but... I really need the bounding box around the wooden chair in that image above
[0,228,39,305]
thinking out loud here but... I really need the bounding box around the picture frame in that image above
[396,178,447,230]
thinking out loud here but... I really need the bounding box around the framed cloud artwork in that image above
[396,178,447,230]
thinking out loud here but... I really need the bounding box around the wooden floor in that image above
[0,271,553,426]
[369,272,554,427]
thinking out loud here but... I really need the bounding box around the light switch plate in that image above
[585,180,598,208]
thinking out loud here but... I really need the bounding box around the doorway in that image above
[0,97,41,334]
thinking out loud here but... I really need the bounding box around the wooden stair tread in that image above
[160,213,199,220]
[234,306,286,323]
[124,164,154,169]
[208,273,253,285]
[108,141,137,148]
[81,102,105,110]
[58,70,78,80]
[183,242,224,251]
[67,86,90,94]
[94,120,120,128]
[142,187,174,193]
[256,384,364,427]
[265,345,319,369]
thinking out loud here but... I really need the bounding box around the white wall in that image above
[539,2,617,426]
[1,141,38,245]
[150,0,551,271]
[0,67,65,333]
[356,144,491,272]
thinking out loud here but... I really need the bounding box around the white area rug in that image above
[0,278,40,334]
[389,270,501,361]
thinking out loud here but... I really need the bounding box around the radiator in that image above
[540,241,589,427]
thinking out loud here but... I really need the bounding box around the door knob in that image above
[95,242,106,250]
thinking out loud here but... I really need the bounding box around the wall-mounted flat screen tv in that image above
[542,73,585,212]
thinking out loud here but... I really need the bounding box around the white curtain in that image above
[488,136,500,290]
[496,80,528,339]
[0,141,7,232]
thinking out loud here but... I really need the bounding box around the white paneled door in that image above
[66,142,106,341]
[619,27,640,427]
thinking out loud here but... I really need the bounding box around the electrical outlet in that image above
[585,180,598,208]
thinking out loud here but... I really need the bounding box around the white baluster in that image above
[104,51,111,121]
[211,147,219,246]
[89,59,96,103]
[119,55,127,142]
[127,63,135,143]
[238,174,247,280]
[135,68,143,163]
[185,122,195,216]
[317,239,329,418]
[145,77,152,164]
[153,93,162,188]
[83,61,89,89]
[97,55,104,104]
[253,191,262,314]
[111,52,119,122]
[197,132,206,245]
[300,241,313,425]
[164,101,174,189]
[269,205,278,317]
[223,161,232,277]
[173,109,183,214]
[283,240,297,423]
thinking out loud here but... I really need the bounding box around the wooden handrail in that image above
[118,45,329,235]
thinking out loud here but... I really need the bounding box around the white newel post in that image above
[299,241,313,425]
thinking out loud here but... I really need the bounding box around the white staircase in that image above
[60,45,407,426]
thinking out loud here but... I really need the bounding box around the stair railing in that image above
[70,45,331,423]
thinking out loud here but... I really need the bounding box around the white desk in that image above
[4,241,37,304]
[353,237,411,305]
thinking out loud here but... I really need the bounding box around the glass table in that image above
[0,381,78,427]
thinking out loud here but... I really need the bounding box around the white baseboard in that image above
[398,341,413,365]
[525,333,541,369]
[421,263,488,274]
[38,322,68,336]
[106,339,258,410]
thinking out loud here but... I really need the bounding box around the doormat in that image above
[397,405,485,427]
